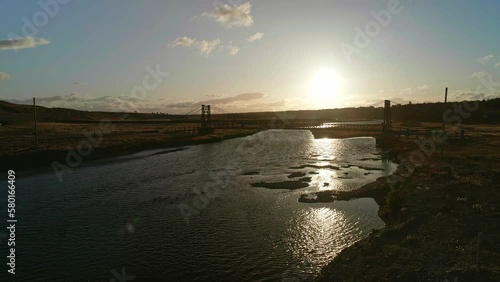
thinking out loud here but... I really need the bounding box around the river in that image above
[3,130,397,281]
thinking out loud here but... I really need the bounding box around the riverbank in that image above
[0,122,260,170]
[314,125,500,281]
[0,122,392,171]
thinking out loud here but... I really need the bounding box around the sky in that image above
[0,0,499,113]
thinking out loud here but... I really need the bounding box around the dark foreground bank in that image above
[313,133,500,281]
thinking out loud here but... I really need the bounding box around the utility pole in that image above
[442,87,448,130]
[440,87,448,159]
[383,100,392,134]
[33,97,39,148]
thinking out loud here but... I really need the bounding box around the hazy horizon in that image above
[1,0,499,114]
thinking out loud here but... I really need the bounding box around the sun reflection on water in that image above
[283,199,384,276]
[285,207,349,272]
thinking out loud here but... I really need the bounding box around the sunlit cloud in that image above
[0,72,11,80]
[477,54,493,64]
[247,32,264,42]
[172,36,222,56]
[173,36,195,47]
[197,39,222,56]
[495,62,500,68]
[204,2,253,28]
[0,37,50,51]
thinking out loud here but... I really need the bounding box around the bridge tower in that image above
[383,100,392,133]
[200,105,213,134]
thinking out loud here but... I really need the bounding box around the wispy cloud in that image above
[495,62,500,68]
[453,88,500,101]
[206,94,223,99]
[396,85,429,97]
[227,45,240,55]
[73,81,88,85]
[173,37,195,47]
[0,37,50,51]
[416,84,430,91]
[204,2,253,28]
[477,54,493,64]
[399,87,413,96]
[0,72,11,80]
[172,37,221,56]
[471,72,488,78]
[247,32,264,42]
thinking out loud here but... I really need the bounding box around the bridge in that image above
[164,101,454,142]
[164,104,290,133]
[165,101,394,134]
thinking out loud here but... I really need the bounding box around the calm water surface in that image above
[3,130,397,281]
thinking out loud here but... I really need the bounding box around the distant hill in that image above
[218,98,500,124]
[1,98,499,125]
[0,100,173,125]
[282,98,500,123]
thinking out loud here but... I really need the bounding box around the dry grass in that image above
[316,124,500,282]
[0,121,259,170]
[0,122,255,157]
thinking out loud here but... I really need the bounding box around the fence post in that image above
[33,97,39,148]
[442,87,448,131]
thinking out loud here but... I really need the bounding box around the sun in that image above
[308,69,343,100]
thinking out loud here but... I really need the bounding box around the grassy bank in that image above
[0,122,259,170]
[313,125,500,281]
